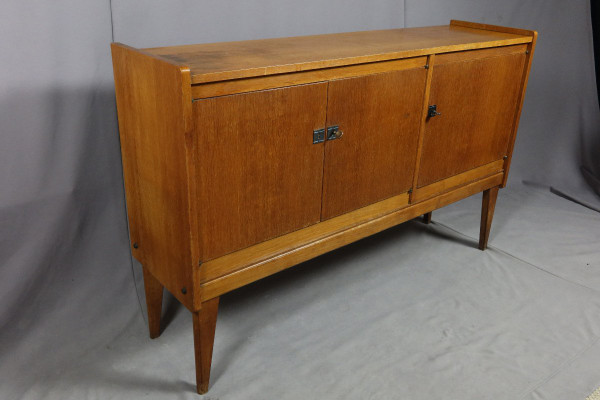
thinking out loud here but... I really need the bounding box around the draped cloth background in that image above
[1,1,599,399]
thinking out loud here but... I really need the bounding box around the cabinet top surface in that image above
[141,22,534,84]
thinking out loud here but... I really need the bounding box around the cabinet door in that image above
[194,83,327,260]
[321,68,427,220]
[417,51,526,187]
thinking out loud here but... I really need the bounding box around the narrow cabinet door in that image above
[321,67,427,220]
[194,83,327,261]
[417,49,527,188]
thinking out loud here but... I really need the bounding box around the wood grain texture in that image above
[142,266,164,339]
[144,25,532,84]
[199,173,503,301]
[450,19,536,37]
[191,57,426,99]
[111,21,538,395]
[111,43,195,310]
[321,67,427,220]
[412,159,504,203]
[479,186,499,250]
[193,297,219,394]
[193,83,328,261]
[435,44,526,64]
[410,54,435,197]
[417,50,526,187]
[502,32,538,187]
[195,193,409,292]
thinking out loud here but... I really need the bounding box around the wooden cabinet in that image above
[111,20,536,394]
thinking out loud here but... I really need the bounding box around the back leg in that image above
[142,266,163,339]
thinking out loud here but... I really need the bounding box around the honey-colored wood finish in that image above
[502,33,538,187]
[417,48,526,187]
[111,44,196,310]
[193,297,219,394]
[191,57,426,99]
[450,19,535,37]
[446,20,538,188]
[144,25,532,84]
[321,66,427,220]
[435,43,527,64]
[410,54,436,195]
[195,193,409,290]
[142,266,163,339]
[479,186,499,250]
[193,83,327,261]
[111,21,536,395]
[200,173,504,302]
[412,159,504,203]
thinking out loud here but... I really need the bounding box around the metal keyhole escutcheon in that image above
[427,104,441,118]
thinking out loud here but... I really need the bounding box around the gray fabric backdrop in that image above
[1,1,599,399]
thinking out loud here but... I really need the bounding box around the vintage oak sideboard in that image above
[111,20,536,394]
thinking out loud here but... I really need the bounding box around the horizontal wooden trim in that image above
[197,193,409,285]
[188,38,532,85]
[450,20,537,38]
[412,160,504,203]
[192,57,427,99]
[435,44,527,65]
[191,45,532,99]
[197,173,503,305]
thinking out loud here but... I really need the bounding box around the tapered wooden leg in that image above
[193,297,220,394]
[142,266,163,339]
[479,186,499,250]
[422,212,432,224]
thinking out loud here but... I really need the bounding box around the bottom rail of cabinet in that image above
[196,172,504,305]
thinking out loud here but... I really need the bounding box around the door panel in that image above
[194,83,327,261]
[321,68,427,220]
[417,52,526,187]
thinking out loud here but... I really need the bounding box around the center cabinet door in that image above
[194,83,327,261]
[321,65,427,220]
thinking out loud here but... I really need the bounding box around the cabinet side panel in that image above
[502,32,537,187]
[111,43,195,309]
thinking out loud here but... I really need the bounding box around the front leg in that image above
[193,297,220,394]
[479,186,499,250]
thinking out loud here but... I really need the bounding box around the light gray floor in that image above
[4,181,600,400]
